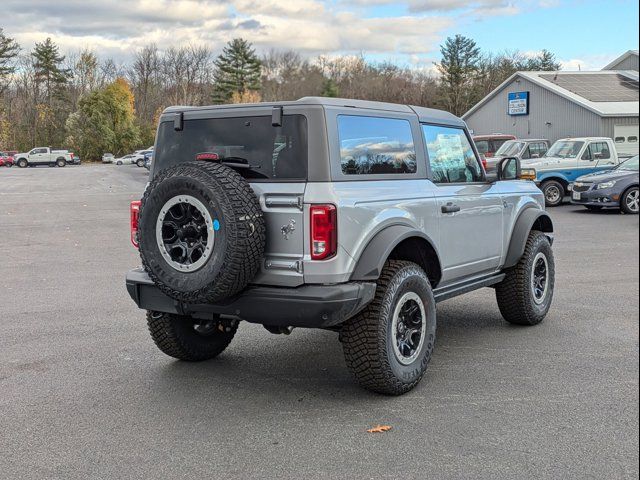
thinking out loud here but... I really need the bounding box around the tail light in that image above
[196,152,219,161]
[130,200,142,248]
[70,153,75,159]
[310,204,337,260]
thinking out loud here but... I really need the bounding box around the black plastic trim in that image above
[433,273,505,303]
[504,208,554,269]
[126,268,376,328]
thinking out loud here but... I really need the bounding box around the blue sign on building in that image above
[508,91,529,116]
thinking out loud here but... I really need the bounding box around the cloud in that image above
[1,0,457,62]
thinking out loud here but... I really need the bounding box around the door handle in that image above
[441,203,461,214]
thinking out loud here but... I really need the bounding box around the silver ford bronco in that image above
[126,97,555,395]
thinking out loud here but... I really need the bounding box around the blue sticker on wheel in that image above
[213,219,220,231]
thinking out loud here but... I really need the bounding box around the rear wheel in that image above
[340,260,436,395]
[146,311,238,361]
[541,180,564,207]
[137,159,145,167]
[496,231,555,325]
[621,187,639,214]
[56,158,66,167]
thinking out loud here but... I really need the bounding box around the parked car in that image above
[143,151,153,171]
[473,134,516,159]
[132,150,152,167]
[126,97,555,396]
[14,147,74,168]
[102,153,115,163]
[114,155,137,165]
[68,152,81,165]
[570,155,639,214]
[527,137,621,207]
[485,139,551,175]
[0,152,15,167]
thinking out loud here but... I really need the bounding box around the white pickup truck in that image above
[525,137,621,206]
[15,147,75,168]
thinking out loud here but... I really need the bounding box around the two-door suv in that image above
[126,97,555,395]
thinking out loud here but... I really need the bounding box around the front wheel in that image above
[496,231,555,325]
[541,180,565,207]
[17,159,28,168]
[621,187,639,215]
[146,311,238,361]
[340,260,436,395]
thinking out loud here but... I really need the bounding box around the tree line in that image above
[0,29,560,160]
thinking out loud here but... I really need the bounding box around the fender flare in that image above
[350,225,442,282]
[504,208,554,269]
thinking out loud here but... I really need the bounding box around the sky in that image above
[2,0,638,71]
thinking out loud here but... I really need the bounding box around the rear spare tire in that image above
[138,161,265,303]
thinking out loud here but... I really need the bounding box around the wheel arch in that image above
[503,208,554,269]
[539,174,569,188]
[350,225,442,287]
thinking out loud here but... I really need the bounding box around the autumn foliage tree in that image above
[66,78,140,160]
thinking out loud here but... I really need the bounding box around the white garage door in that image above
[614,125,639,157]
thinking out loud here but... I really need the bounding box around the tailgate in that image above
[249,182,306,287]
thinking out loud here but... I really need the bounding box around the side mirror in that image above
[496,156,521,181]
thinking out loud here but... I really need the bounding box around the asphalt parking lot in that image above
[1,164,638,479]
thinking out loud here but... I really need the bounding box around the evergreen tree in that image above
[320,78,339,97]
[436,34,481,116]
[212,38,261,104]
[527,49,561,71]
[0,28,20,93]
[32,38,70,101]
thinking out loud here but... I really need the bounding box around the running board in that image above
[433,273,505,303]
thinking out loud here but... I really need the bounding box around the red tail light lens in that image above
[310,204,337,260]
[130,200,142,248]
[196,152,219,161]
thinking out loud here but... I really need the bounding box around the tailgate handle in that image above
[265,196,303,210]
[441,203,461,214]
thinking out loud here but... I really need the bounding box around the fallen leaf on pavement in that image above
[367,425,392,433]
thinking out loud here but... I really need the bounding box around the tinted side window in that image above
[422,125,483,184]
[475,140,489,155]
[154,115,307,180]
[337,115,416,175]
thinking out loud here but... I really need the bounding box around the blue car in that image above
[570,155,639,214]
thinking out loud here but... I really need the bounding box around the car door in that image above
[422,124,504,284]
[30,148,47,164]
[579,141,616,177]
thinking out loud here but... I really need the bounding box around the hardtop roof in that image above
[162,97,464,127]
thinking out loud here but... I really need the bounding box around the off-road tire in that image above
[17,158,28,168]
[620,186,639,215]
[496,231,555,325]
[340,260,436,395]
[541,180,564,207]
[138,161,265,303]
[146,311,237,361]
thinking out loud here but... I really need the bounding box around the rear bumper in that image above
[125,268,376,328]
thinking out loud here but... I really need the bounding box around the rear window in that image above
[154,115,308,180]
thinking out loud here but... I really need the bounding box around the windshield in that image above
[495,141,524,157]
[616,155,639,171]
[545,141,584,159]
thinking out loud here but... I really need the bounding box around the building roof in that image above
[463,70,639,119]
[602,50,639,70]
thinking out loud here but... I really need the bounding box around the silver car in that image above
[486,139,551,175]
[126,97,555,395]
